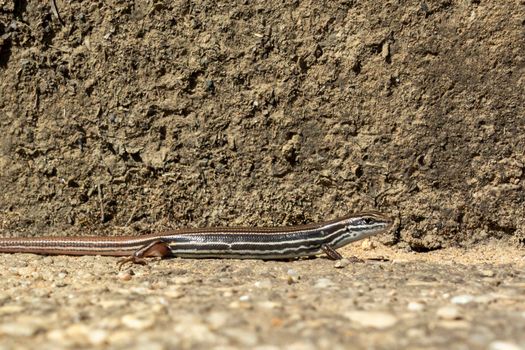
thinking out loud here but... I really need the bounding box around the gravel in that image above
[0,244,524,349]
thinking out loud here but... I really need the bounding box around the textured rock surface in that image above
[0,1,524,247]
[0,244,524,349]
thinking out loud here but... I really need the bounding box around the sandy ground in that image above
[0,241,524,350]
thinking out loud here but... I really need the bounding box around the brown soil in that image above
[1,1,525,348]
[1,0,524,249]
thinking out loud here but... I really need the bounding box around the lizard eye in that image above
[358,218,374,225]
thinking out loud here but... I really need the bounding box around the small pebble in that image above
[87,329,109,346]
[223,328,258,346]
[222,290,234,297]
[47,324,91,344]
[451,294,475,305]
[229,301,252,309]
[0,321,41,337]
[287,269,300,284]
[164,286,184,298]
[480,269,496,277]
[361,239,376,250]
[438,320,471,329]
[257,301,281,309]
[254,279,273,289]
[117,270,134,281]
[132,339,165,350]
[285,342,317,350]
[489,341,523,350]
[0,305,25,316]
[99,299,128,309]
[473,294,496,304]
[314,278,334,289]
[407,301,425,312]
[78,271,94,280]
[171,276,193,285]
[128,286,153,295]
[52,281,68,288]
[345,311,398,329]
[206,311,230,329]
[239,295,250,302]
[121,314,155,330]
[437,306,462,320]
[253,346,280,350]
[16,266,37,277]
[174,321,217,343]
[334,258,351,268]
[154,280,168,288]
[406,328,425,338]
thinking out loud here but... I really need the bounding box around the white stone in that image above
[437,306,461,320]
[334,259,351,268]
[0,321,40,337]
[451,294,475,305]
[254,279,273,289]
[345,311,398,329]
[407,301,425,312]
[121,314,155,330]
[314,278,334,288]
[489,341,523,350]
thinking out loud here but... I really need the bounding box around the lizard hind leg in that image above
[117,240,172,269]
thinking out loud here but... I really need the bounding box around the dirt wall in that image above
[1,0,524,250]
